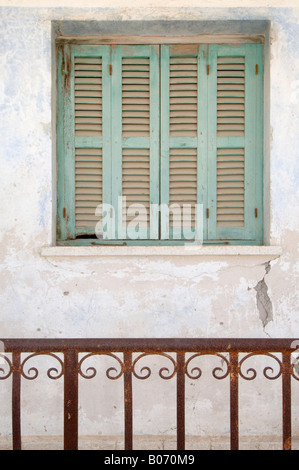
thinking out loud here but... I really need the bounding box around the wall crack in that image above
[253,261,273,331]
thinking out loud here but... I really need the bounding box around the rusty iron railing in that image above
[0,338,298,451]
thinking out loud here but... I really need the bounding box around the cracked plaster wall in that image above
[0,1,298,443]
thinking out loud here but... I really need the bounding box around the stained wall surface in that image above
[0,1,298,446]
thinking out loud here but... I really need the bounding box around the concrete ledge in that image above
[41,245,282,258]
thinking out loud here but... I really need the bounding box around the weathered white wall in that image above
[0,1,298,448]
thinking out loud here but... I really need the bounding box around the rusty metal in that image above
[0,338,298,451]
[282,353,292,451]
[230,352,239,451]
[177,352,185,450]
[64,350,78,451]
[124,352,133,450]
[12,352,21,451]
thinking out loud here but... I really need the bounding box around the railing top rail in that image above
[0,338,297,353]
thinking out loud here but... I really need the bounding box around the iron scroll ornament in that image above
[20,353,64,380]
[78,353,125,380]
[184,353,230,380]
[0,353,65,381]
[0,354,13,380]
[238,352,283,381]
[132,353,178,380]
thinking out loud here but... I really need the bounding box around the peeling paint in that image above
[254,262,273,329]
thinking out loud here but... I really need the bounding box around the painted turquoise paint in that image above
[111,45,122,240]
[160,45,205,241]
[207,44,218,242]
[57,45,65,241]
[198,45,209,242]
[59,238,263,247]
[255,44,264,244]
[57,42,263,246]
[111,45,160,240]
[160,45,170,240]
[58,43,76,240]
[207,44,263,242]
[101,45,113,239]
[149,45,160,240]
[73,45,111,239]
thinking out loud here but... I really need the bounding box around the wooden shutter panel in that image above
[207,44,263,243]
[110,45,159,240]
[57,45,111,240]
[74,56,103,232]
[161,45,204,241]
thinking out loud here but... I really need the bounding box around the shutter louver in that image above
[74,58,102,136]
[122,58,150,137]
[216,55,245,229]
[58,43,263,245]
[161,45,200,238]
[75,148,102,229]
[74,56,103,234]
[68,46,110,239]
[217,57,245,137]
[121,57,151,230]
[208,43,263,242]
[169,57,198,137]
[217,148,244,227]
[110,45,159,240]
[122,148,150,228]
[169,148,197,227]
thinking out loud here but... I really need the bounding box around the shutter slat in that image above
[169,148,197,227]
[217,148,244,228]
[122,57,150,138]
[122,149,150,228]
[75,148,102,229]
[169,56,198,137]
[217,56,245,137]
[74,58,102,138]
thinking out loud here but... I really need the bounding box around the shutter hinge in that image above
[109,64,113,75]
[62,56,65,75]
[255,208,258,218]
[206,208,210,219]
[63,208,67,219]
[255,64,258,75]
[207,64,210,75]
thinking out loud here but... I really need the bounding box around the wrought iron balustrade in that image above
[0,338,298,451]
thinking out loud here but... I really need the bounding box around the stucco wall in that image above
[0,1,298,448]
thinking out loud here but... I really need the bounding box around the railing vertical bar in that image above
[282,352,292,450]
[124,352,133,450]
[64,350,78,450]
[230,351,239,450]
[177,352,185,450]
[12,352,21,451]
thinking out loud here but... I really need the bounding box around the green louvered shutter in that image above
[58,41,263,246]
[57,44,111,241]
[110,45,160,240]
[160,45,206,242]
[207,44,263,243]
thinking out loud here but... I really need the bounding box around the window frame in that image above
[56,35,264,247]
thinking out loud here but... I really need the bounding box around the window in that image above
[57,40,263,246]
